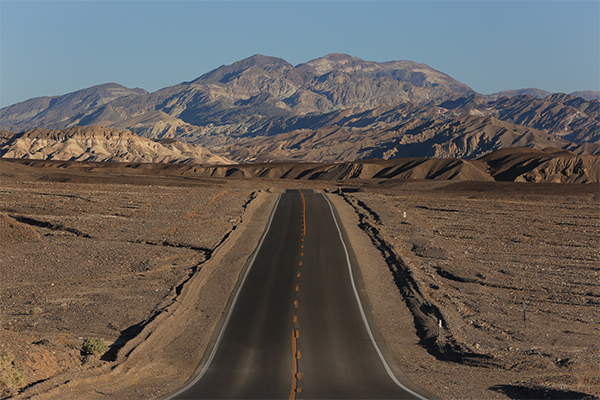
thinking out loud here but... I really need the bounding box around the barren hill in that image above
[4,146,597,184]
[0,127,232,164]
[0,83,147,130]
[490,94,600,143]
[219,115,590,162]
[481,147,600,183]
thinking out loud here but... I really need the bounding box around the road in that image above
[168,189,429,399]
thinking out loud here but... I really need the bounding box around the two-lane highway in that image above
[169,189,429,399]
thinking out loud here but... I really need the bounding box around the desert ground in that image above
[1,159,598,399]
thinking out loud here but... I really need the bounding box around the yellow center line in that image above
[289,329,300,400]
[292,191,307,398]
[300,191,306,236]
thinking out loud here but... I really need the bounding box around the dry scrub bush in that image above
[28,306,43,315]
[0,350,24,390]
[81,337,108,356]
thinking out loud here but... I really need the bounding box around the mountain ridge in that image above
[3,145,597,184]
[1,53,598,163]
[0,53,478,134]
[0,126,231,164]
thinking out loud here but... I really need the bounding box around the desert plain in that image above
[0,159,598,400]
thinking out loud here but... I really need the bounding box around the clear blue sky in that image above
[1,0,598,108]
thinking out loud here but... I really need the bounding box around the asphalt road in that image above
[169,190,429,399]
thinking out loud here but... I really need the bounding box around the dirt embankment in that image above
[333,182,599,399]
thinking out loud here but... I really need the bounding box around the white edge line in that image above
[166,193,283,400]
[322,193,430,400]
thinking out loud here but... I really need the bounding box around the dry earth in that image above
[335,181,599,399]
[1,161,598,400]
[0,174,267,398]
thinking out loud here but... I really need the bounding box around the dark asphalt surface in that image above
[170,190,427,399]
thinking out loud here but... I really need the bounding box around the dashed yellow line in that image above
[289,329,301,399]
[297,190,303,236]
[291,191,305,399]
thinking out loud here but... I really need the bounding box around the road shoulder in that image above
[327,192,440,399]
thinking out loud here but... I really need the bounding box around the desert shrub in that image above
[0,350,24,389]
[29,306,43,315]
[81,337,108,355]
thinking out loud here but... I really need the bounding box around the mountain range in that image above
[1,53,598,162]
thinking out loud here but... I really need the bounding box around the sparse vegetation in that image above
[81,337,108,356]
[29,306,43,315]
[0,350,24,390]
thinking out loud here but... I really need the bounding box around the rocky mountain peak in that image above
[192,54,296,84]
[296,53,370,76]
[546,92,577,103]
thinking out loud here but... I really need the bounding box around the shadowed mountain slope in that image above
[219,115,591,162]
[0,83,148,130]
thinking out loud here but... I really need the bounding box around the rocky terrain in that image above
[216,116,597,162]
[1,54,598,162]
[3,146,598,184]
[0,83,147,131]
[0,127,231,164]
[0,54,474,134]
[1,156,598,399]
[0,173,260,399]
[335,181,599,400]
